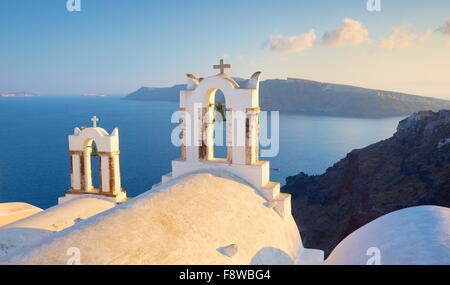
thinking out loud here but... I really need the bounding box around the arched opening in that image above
[83,139,101,191]
[203,88,231,161]
[90,141,100,189]
[212,89,227,159]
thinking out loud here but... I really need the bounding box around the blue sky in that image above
[1,0,449,98]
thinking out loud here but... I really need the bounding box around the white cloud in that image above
[436,19,450,36]
[418,29,433,42]
[265,29,316,53]
[322,18,369,46]
[378,26,432,50]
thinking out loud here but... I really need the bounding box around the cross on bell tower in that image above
[213,59,231,74]
[91,116,99,128]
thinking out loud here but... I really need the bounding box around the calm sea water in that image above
[0,96,404,209]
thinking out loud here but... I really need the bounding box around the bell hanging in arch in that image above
[214,103,226,122]
[91,145,99,157]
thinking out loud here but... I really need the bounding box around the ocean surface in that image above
[0,96,404,209]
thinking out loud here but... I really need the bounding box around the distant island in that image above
[123,77,450,118]
[0,92,37,98]
[84,93,106,97]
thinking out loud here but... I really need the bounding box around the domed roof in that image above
[325,206,450,265]
[0,203,42,227]
[0,172,303,265]
[0,197,116,258]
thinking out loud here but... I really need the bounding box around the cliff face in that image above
[125,85,184,102]
[259,78,450,117]
[282,110,450,256]
[123,78,450,118]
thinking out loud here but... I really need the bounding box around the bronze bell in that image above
[91,145,99,157]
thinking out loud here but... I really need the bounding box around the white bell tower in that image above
[157,60,291,218]
[59,116,127,204]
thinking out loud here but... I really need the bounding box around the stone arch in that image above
[194,76,242,163]
[195,75,240,109]
[206,87,227,106]
[81,138,101,192]
[65,118,126,203]
[204,87,231,161]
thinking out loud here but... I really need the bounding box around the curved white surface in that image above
[325,206,450,265]
[0,203,42,227]
[0,173,302,265]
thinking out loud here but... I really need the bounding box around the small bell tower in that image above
[59,116,127,204]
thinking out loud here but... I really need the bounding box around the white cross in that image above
[213,59,231,74]
[91,116,99,128]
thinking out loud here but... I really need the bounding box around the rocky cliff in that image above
[282,110,450,256]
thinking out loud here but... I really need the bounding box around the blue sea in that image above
[0,96,404,209]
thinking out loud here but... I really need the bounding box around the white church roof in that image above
[0,172,306,265]
[0,197,116,258]
[325,206,450,265]
[0,203,42,227]
[1,196,116,232]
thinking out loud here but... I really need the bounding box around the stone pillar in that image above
[226,108,233,163]
[199,107,208,161]
[180,107,186,161]
[99,154,110,193]
[246,107,260,165]
[69,151,82,191]
[104,151,122,194]
[184,106,198,162]
[99,156,102,190]
[83,148,94,191]
[231,108,247,165]
[205,105,215,160]
[80,150,85,190]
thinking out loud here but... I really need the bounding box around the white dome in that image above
[0,197,116,258]
[325,206,450,265]
[0,203,42,227]
[0,172,304,265]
